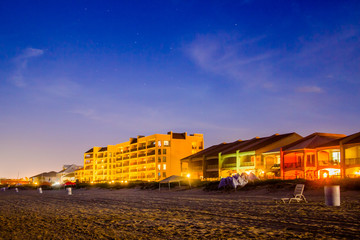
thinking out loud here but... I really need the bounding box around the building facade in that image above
[182,133,302,180]
[182,131,360,181]
[81,132,204,183]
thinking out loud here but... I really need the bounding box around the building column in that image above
[340,142,346,178]
[202,156,206,179]
[236,151,240,173]
[280,148,285,180]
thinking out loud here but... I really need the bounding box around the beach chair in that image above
[277,184,307,204]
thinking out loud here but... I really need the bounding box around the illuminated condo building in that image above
[80,132,203,182]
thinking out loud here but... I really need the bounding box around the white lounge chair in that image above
[277,184,308,204]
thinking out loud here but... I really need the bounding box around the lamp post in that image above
[187,173,191,188]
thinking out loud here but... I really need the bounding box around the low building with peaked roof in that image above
[182,132,302,180]
[218,133,302,178]
[281,132,346,180]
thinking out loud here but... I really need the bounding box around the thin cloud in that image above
[9,47,44,88]
[185,33,276,88]
[37,79,81,98]
[297,86,324,93]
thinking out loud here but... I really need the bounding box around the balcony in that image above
[147,151,155,156]
[130,169,138,172]
[147,144,155,149]
[223,163,236,169]
[147,168,155,171]
[284,163,303,168]
[138,146,146,150]
[138,153,146,157]
[139,161,146,165]
[123,163,129,167]
[318,160,340,167]
[190,166,202,171]
[85,155,93,159]
[130,148,138,152]
[207,164,218,170]
[147,159,155,164]
[123,150,129,153]
[270,164,280,170]
[241,162,254,167]
[345,158,360,165]
[130,155,137,159]
[123,156,130,160]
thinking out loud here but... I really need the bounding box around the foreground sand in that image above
[0,187,359,239]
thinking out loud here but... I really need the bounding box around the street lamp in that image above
[187,173,191,188]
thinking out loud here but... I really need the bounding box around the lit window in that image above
[164,141,170,146]
[158,140,162,147]
[158,164,161,170]
[332,151,340,161]
[163,164,166,170]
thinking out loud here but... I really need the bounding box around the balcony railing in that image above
[138,153,146,157]
[284,163,303,168]
[139,161,146,165]
[318,160,340,166]
[130,169,138,172]
[207,164,218,170]
[147,144,155,149]
[223,163,236,168]
[147,151,155,156]
[191,166,202,171]
[123,157,130,160]
[130,148,138,152]
[270,164,280,170]
[138,146,146,150]
[345,158,360,165]
[130,155,137,159]
[241,162,254,167]
[147,159,155,164]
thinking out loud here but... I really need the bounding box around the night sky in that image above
[1,1,359,178]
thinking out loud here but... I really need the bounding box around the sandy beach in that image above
[0,187,359,239]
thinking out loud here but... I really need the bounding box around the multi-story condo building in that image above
[81,132,204,183]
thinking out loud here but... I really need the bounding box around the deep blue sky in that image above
[1,1,359,178]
